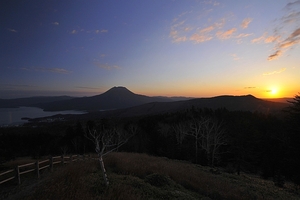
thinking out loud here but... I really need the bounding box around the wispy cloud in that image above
[170,9,251,44]
[21,67,72,74]
[231,54,242,60]
[281,11,300,24]
[267,50,282,61]
[279,28,300,48]
[236,33,252,38]
[93,62,121,70]
[7,28,17,33]
[70,30,77,34]
[240,18,252,29]
[189,25,215,43]
[285,0,300,9]
[263,68,286,75]
[52,22,59,25]
[268,28,300,60]
[251,33,266,43]
[190,34,212,43]
[244,87,256,89]
[95,29,108,34]
[169,20,187,43]
[267,2,300,60]
[216,28,237,40]
[204,0,220,6]
[264,35,280,43]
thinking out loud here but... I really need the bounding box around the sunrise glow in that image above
[1,1,299,99]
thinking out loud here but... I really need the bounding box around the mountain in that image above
[0,96,75,108]
[38,86,173,111]
[108,94,289,117]
[47,94,289,123]
[1,87,289,118]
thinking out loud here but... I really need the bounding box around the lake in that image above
[0,107,86,126]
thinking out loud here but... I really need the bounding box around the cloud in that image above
[280,28,300,48]
[264,35,280,43]
[285,0,300,9]
[251,33,266,43]
[281,11,300,24]
[174,36,187,43]
[268,50,282,61]
[70,30,77,34]
[95,29,108,34]
[190,34,212,43]
[204,0,220,6]
[7,28,17,33]
[52,22,59,25]
[21,67,72,74]
[263,68,286,75]
[231,54,241,60]
[268,28,300,60]
[200,26,215,33]
[244,87,256,89]
[169,20,187,43]
[236,33,252,38]
[216,28,237,40]
[93,62,121,70]
[267,1,300,60]
[251,33,280,44]
[184,27,193,32]
[240,18,252,29]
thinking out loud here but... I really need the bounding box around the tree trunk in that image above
[98,155,109,186]
[195,139,198,163]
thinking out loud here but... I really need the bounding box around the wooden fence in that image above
[0,154,97,185]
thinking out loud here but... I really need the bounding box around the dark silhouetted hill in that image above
[50,94,289,122]
[109,94,288,117]
[38,86,173,111]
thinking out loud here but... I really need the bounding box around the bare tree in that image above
[201,118,226,166]
[185,117,226,166]
[186,118,209,163]
[172,122,188,155]
[86,125,134,186]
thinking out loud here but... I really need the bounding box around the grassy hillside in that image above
[2,152,299,200]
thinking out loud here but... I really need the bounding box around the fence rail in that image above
[0,154,96,185]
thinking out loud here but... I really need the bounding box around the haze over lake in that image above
[0,107,85,126]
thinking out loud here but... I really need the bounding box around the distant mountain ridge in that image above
[0,87,289,117]
[104,94,289,118]
[36,86,173,111]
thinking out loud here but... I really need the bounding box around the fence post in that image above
[61,155,64,165]
[36,161,40,179]
[50,156,53,172]
[15,166,20,185]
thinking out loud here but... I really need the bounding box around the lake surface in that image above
[0,107,86,126]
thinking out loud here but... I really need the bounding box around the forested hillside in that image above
[1,94,299,187]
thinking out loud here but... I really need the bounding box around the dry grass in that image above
[104,152,300,200]
[1,153,300,200]
[18,160,97,200]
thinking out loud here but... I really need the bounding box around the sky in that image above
[1,0,300,99]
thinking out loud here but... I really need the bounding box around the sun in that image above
[268,87,280,97]
[271,88,277,95]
